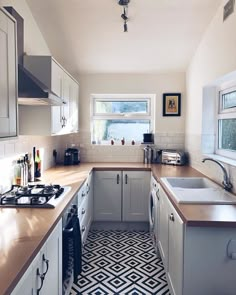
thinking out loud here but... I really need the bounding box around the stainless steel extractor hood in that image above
[4,6,63,106]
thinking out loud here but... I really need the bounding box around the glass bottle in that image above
[35,150,41,178]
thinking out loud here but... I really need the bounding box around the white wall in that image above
[60,73,186,162]
[0,0,58,191]
[186,0,236,190]
[0,0,50,55]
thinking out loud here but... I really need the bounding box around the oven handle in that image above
[63,227,74,233]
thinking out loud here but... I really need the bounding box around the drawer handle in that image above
[82,208,86,215]
[42,254,49,276]
[36,268,45,294]
[169,213,175,222]
[82,225,86,232]
[86,183,90,194]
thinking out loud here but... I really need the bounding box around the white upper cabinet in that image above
[19,56,79,136]
[0,8,17,138]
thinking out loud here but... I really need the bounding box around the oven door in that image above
[62,214,82,295]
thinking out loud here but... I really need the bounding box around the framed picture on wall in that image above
[163,93,181,116]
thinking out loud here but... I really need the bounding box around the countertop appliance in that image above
[0,184,71,208]
[64,148,80,165]
[149,176,159,254]
[161,149,187,166]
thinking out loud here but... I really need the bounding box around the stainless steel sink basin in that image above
[161,177,236,204]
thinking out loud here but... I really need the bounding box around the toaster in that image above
[161,149,187,166]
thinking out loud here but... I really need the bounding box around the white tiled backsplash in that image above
[59,132,185,163]
[185,133,236,194]
[0,132,185,191]
[0,135,61,192]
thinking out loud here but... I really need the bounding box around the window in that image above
[91,94,155,144]
[216,86,236,159]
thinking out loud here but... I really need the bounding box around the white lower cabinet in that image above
[158,186,183,295]
[158,185,236,295]
[11,220,62,295]
[94,170,150,222]
[94,171,122,221]
[122,171,150,221]
[77,172,93,244]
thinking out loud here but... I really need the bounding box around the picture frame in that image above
[163,93,181,116]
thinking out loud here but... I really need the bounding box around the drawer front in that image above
[77,183,87,206]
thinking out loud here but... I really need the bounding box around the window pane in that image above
[93,119,150,142]
[219,119,236,151]
[95,101,148,114]
[222,91,236,110]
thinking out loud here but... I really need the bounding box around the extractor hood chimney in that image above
[4,6,63,105]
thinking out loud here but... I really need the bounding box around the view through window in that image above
[91,95,154,144]
[217,87,236,158]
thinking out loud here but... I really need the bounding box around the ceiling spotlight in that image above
[117,0,130,32]
[121,8,128,21]
[124,21,128,32]
[118,0,130,6]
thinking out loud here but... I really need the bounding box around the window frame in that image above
[215,85,236,160]
[90,94,155,144]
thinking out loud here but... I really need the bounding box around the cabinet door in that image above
[32,220,62,295]
[51,59,63,97]
[51,105,62,134]
[69,79,79,133]
[11,265,33,295]
[158,186,169,268]
[0,9,17,138]
[167,204,184,295]
[62,73,70,130]
[94,171,122,221]
[122,171,150,222]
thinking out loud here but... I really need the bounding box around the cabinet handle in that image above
[82,208,86,215]
[169,213,175,222]
[125,174,128,184]
[117,174,120,184]
[82,225,86,232]
[86,183,90,194]
[42,254,49,276]
[36,268,45,295]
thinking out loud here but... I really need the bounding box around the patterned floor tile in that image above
[70,230,170,295]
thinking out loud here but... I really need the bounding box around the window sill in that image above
[203,153,236,167]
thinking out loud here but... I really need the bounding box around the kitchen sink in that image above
[161,177,236,204]
[162,177,218,189]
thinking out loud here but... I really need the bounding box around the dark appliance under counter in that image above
[62,193,82,295]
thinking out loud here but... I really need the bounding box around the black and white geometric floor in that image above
[70,230,170,295]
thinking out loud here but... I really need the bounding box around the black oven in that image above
[62,196,82,295]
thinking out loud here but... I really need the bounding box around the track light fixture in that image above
[117,0,130,32]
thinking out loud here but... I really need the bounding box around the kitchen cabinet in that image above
[158,186,184,295]
[19,57,79,136]
[94,171,122,221]
[122,171,150,222]
[11,220,62,295]
[77,172,93,244]
[158,184,236,295]
[94,170,150,222]
[0,8,17,138]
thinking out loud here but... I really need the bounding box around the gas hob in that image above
[0,184,71,208]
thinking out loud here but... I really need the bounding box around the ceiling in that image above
[26,0,222,75]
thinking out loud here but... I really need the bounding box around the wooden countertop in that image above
[1,162,236,295]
